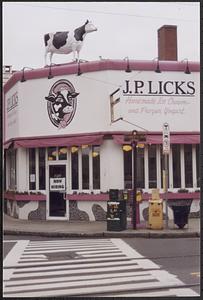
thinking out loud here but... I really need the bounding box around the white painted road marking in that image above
[3,238,200,297]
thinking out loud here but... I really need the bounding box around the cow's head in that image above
[84,20,97,33]
[45,90,79,120]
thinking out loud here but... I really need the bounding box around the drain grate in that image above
[45,251,81,260]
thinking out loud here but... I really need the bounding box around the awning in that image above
[113,134,200,145]
[3,141,13,149]
[12,134,104,148]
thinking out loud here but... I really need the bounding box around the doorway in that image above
[48,164,66,218]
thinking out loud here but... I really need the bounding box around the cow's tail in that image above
[44,34,51,47]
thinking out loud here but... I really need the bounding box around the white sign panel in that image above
[5,84,19,141]
[163,123,170,154]
[50,178,66,191]
[120,71,199,131]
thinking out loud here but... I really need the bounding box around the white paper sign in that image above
[50,178,66,191]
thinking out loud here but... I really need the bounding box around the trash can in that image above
[107,200,127,231]
[171,205,191,229]
[148,199,163,230]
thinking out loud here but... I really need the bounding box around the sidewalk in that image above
[3,214,200,238]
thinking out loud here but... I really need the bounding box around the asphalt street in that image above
[3,235,200,297]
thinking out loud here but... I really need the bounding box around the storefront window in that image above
[39,148,46,190]
[59,147,67,160]
[172,145,181,188]
[7,149,16,190]
[48,147,57,161]
[184,144,193,187]
[92,145,100,189]
[71,146,79,190]
[29,148,36,190]
[148,145,157,188]
[137,147,144,188]
[196,144,200,187]
[82,145,89,189]
[123,145,132,189]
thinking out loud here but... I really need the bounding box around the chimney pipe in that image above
[158,25,178,61]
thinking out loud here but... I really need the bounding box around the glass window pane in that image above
[137,147,145,188]
[59,147,67,160]
[39,148,46,190]
[172,144,181,188]
[7,149,16,190]
[48,147,57,161]
[148,145,157,188]
[82,145,89,189]
[184,144,193,187]
[71,147,79,190]
[29,148,36,190]
[196,144,200,187]
[123,146,132,189]
[92,145,100,189]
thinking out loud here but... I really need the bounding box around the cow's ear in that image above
[85,20,89,24]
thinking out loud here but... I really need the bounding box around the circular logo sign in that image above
[45,79,79,129]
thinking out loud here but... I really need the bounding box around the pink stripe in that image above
[4,191,200,201]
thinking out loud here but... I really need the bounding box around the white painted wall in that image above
[4,69,200,142]
[100,139,124,191]
[16,148,27,192]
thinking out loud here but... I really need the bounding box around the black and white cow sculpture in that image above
[44,20,97,65]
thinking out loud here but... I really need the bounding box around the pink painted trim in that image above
[3,131,200,147]
[142,192,200,200]
[66,192,200,201]
[3,59,200,94]
[66,194,109,201]
[4,193,46,201]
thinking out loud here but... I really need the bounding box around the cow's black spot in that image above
[44,34,50,47]
[74,24,86,41]
[53,31,69,49]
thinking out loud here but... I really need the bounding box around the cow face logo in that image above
[45,79,79,129]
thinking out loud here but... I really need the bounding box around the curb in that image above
[3,230,200,239]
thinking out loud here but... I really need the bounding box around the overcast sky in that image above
[3,2,200,71]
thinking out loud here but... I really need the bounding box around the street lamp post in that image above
[132,139,137,230]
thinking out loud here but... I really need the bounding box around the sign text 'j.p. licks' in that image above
[123,80,195,96]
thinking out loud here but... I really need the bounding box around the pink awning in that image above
[113,134,200,145]
[13,134,104,148]
[3,141,13,149]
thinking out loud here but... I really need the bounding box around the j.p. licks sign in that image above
[120,72,199,131]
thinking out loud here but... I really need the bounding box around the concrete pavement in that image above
[3,214,200,238]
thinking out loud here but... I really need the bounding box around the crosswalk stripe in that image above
[3,278,185,297]
[29,239,111,246]
[101,288,200,297]
[9,260,145,273]
[4,274,156,293]
[4,270,152,286]
[6,255,130,267]
[21,247,118,255]
[24,245,117,252]
[9,259,160,279]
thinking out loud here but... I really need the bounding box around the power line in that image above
[6,3,198,23]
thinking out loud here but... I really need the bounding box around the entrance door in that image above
[49,165,66,217]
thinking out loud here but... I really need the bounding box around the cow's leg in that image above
[49,52,53,65]
[76,50,80,62]
[44,50,48,66]
[72,50,77,62]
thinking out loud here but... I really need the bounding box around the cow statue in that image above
[44,20,97,65]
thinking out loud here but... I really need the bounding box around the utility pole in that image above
[163,123,170,228]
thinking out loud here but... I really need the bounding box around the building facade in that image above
[3,58,200,222]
